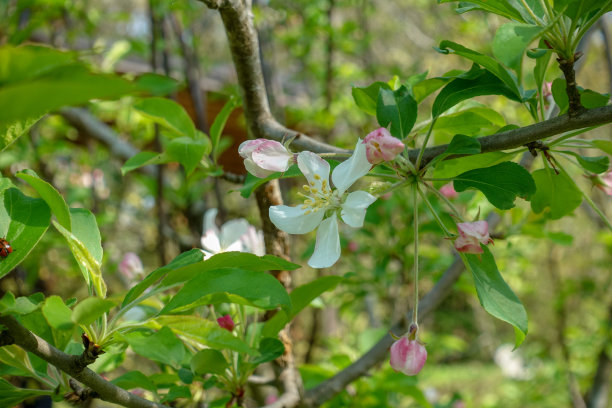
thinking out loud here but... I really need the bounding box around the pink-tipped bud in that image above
[217,314,235,332]
[363,128,405,165]
[118,252,144,281]
[390,336,427,376]
[454,221,493,254]
[440,183,458,199]
[238,139,294,178]
[590,170,612,196]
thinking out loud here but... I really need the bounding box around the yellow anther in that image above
[311,188,318,194]
[314,174,321,180]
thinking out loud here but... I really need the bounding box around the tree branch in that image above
[0,315,169,408]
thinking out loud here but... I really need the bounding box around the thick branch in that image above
[0,315,169,408]
[411,105,612,167]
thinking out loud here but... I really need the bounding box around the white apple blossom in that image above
[269,139,376,268]
[201,208,265,259]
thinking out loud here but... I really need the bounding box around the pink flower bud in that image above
[347,241,359,252]
[238,139,294,178]
[439,183,458,199]
[591,170,612,195]
[454,221,493,254]
[362,128,405,165]
[217,314,235,332]
[390,336,427,376]
[118,252,144,281]
[265,394,278,404]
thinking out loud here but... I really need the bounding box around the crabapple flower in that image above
[596,170,612,196]
[269,139,376,268]
[201,208,265,259]
[119,252,144,282]
[390,336,427,376]
[239,138,294,178]
[454,221,493,254]
[439,183,458,199]
[217,315,235,332]
[363,128,405,164]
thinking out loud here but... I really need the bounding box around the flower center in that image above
[299,174,339,214]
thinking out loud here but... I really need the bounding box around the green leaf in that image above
[153,315,257,355]
[0,64,136,124]
[464,246,528,347]
[53,221,106,297]
[125,326,185,368]
[0,115,42,152]
[42,296,74,330]
[165,136,211,175]
[238,164,302,198]
[191,349,228,375]
[434,151,516,179]
[551,78,569,114]
[135,73,179,96]
[436,41,522,98]
[592,140,612,155]
[376,86,418,138]
[453,161,536,209]
[263,276,342,336]
[559,151,609,174]
[72,297,115,326]
[0,292,42,316]
[160,267,291,314]
[0,187,51,279]
[428,134,481,169]
[580,89,610,109]
[352,81,392,115]
[492,23,544,73]
[111,371,156,392]
[530,168,582,219]
[433,105,506,139]
[0,378,53,407]
[16,169,71,230]
[533,42,552,97]
[134,97,196,139]
[210,96,239,161]
[251,338,285,365]
[121,151,165,175]
[438,0,525,21]
[70,208,103,264]
[161,385,191,403]
[121,249,204,308]
[0,345,39,379]
[432,68,522,118]
[0,45,75,85]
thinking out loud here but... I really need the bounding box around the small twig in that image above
[557,53,585,118]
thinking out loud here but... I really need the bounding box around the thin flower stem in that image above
[424,182,463,220]
[366,172,403,181]
[552,156,612,231]
[416,117,437,170]
[520,0,545,25]
[412,183,419,325]
[417,185,454,237]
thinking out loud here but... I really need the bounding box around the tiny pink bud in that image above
[347,241,359,252]
[217,314,235,332]
[542,81,553,99]
[389,336,427,376]
[594,170,612,196]
[265,395,278,404]
[454,221,493,254]
[119,252,144,281]
[363,128,405,165]
[439,183,458,199]
[238,139,294,178]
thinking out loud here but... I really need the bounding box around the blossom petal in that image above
[220,219,250,250]
[269,205,325,234]
[244,158,275,178]
[341,190,377,227]
[308,213,340,268]
[252,143,292,172]
[297,151,330,192]
[332,139,372,194]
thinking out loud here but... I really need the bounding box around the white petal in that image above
[220,219,250,250]
[201,230,222,253]
[244,158,275,178]
[341,191,377,227]
[203,208,219,234]
[308,213,341,268]
[252,145,292,172]
[298,151,330,192]
[332,139,372,194]
[269,205,325,234]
